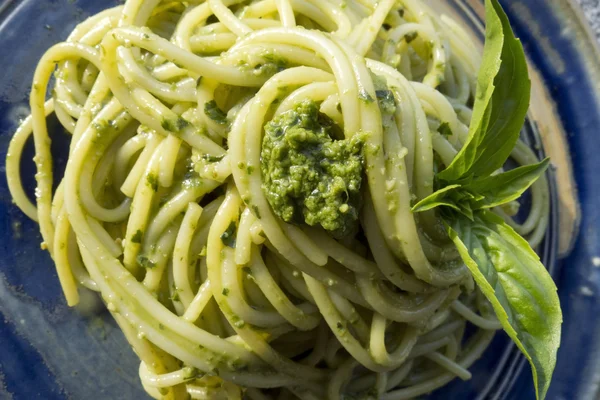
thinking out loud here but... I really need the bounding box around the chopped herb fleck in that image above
[242,52,289,77]
[161,116,188,132]
[375,89,396,114]
[161,118,175,132]
[358,89,374,103]
[220,221,237,248]
[222,288,230,296]
[203,154,225,163]
[137,255,156,269]
[131,230,143,244]
[176,117,189,130]
[262,52,288,70]
[204,100,228,124]
[404,32,419,43]
[438,122,453,137]
[146,173,158,191]
[160,117,189,132]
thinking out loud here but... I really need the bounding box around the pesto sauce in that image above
[236,51,288,78]
[261,100,366,238]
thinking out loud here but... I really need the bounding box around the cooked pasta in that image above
[5,0,550,399]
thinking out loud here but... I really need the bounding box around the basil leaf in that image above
[411,184,462,213]
[446,211,561,400]
[438,0,531,181]
[466,158,550,210]
[453,197,474,221]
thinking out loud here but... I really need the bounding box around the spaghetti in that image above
[6,0,550,399]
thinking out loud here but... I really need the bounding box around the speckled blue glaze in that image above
[0,0,597,399]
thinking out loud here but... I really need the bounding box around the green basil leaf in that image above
[438,0,531,181]
[446,210,561,400]
[466,158,550,210]
[453,198,474,221]
[411,184,462,213]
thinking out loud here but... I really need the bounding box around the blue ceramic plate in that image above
[0,1,597,399]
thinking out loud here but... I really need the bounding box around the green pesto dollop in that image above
[261,100,366,238]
